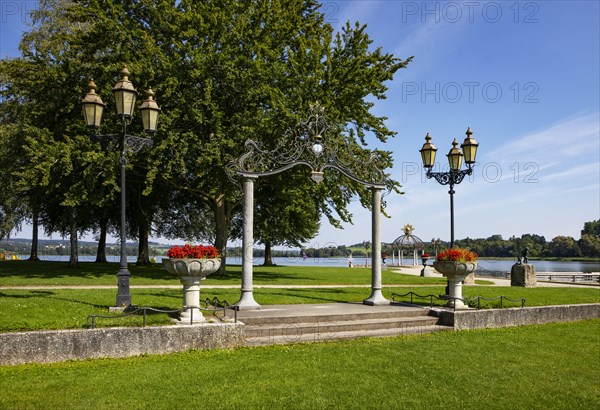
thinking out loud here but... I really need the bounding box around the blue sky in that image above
[313,0,600,247]
[1,1,599,248]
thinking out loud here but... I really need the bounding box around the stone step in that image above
[246,324,452,346]
[244,315,440,338]
[231,303,452,346]
[236,306,430,326]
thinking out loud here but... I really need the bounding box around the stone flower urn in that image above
[162,258,221,324]
[433,260,477,309]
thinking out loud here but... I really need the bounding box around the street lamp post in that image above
[81,67,160,308]
[420,128,479,248]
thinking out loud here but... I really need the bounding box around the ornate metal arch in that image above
[226,103,387,188]
[229,102,393,308]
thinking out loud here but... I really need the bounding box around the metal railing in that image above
[475,266,510,278]
[467,295,526,309]
[204,296,238,322]
[392,291,439,308]
[391,291,526,311]
[86,298,238,329]
[536,272,600,284]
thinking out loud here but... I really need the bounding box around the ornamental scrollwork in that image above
[426,168,472,186]
[92,133,153,154]
[125,135,153,154]
[227,102,387,188]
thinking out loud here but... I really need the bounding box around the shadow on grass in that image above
[142,291,182,301]
[2,289,120,310]
[47,294,109,310]
[0,290,54,299]
[2,261,386,287]
[0,260,173,282]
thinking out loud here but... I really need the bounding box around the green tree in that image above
[544,236,582,258]
[579,234,600,257]
[1,0,409,274]
[581,220,600,237]
[519,233,545,257]
[0,0,174,264]
[231,171,321,266]
[140,1,409,272]
[579,220,600,257]
[0,123,48,262]
[0,124,31,240]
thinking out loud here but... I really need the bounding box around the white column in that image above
[236,176,260,310]
[364,187,389,305]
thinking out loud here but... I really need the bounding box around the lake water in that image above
[21,255,600,273]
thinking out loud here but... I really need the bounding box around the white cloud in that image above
[485,112,600,162]
[543,162,600,182]
[390,14,471,79]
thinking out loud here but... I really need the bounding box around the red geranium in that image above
[166,244,220,259]
[436,248,477,263]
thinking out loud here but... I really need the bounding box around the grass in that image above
[0,260,447,286]
[0,286,598,332]
[1,319,598,409]
[0,261,597,332]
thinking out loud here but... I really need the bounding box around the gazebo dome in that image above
[392,224,425,250]
[391,224,425,266]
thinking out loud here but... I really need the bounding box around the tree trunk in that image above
[28,211,40,261]
[95,218,108,263]
[136,222,150,265]
[68,214,78,268]
[213,196,230,275]
[263,240,274,266]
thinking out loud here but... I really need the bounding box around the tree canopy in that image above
[0,0,411,271]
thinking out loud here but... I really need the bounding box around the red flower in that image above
[422,253,430,258]
[166,244,220,259]
[436,248,477,263]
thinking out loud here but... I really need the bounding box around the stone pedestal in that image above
[511,264,537,287]
[179,276,205,324]
[446,276,468,309]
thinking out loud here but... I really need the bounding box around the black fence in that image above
[86,297,238,329]
[391,291,526,311]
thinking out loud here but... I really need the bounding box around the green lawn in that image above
[0,261,598,332]
[0,260,446,286]
[1,319,598,409]
[0,286,598,332]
